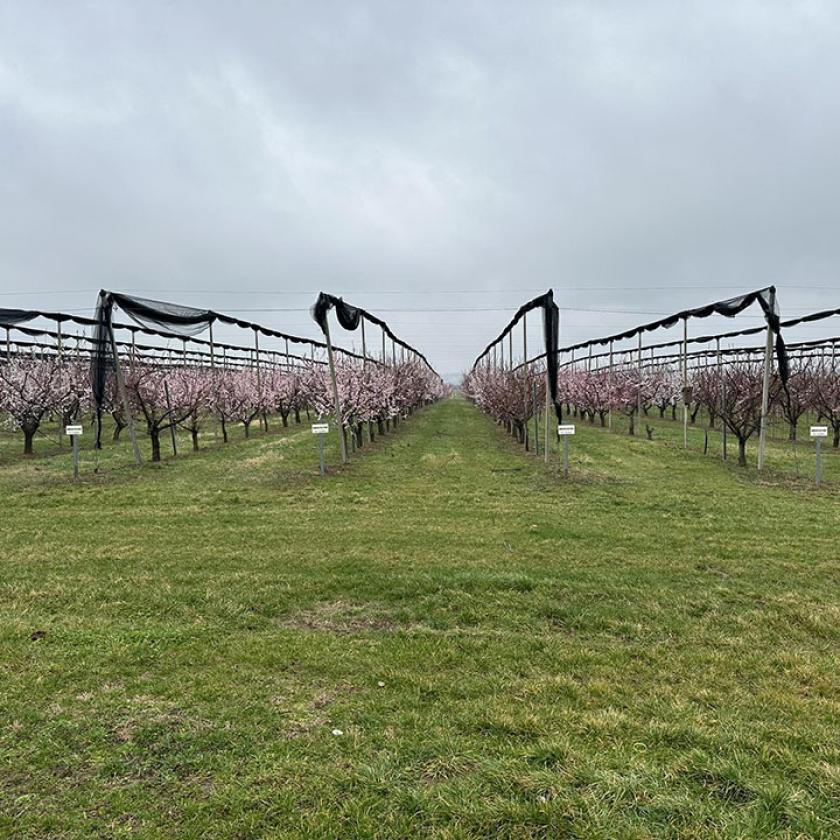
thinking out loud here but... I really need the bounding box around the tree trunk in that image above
[738,437,747,467]
[191,428,199,452]
[280,411,289,427]
[834,424,840,449]
[221,417,228,443]
[112,422,125,442]
[294,408,301,424]
[150,428,162,462]
[789,420,797,441]
[243,421,251,438]
[22,422,36,455]
[628,412,635,436]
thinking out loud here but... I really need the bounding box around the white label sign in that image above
[311,423,329,435]
[557,424,576,436]
[65,425,83,436]
[810,426,828,438]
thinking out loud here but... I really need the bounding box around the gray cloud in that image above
[2,1,840,373]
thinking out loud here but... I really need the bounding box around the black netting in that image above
[472,289,562,424]
[518,287,789,387]
[311,292,439,375]
[0,309,41,325]
[108,292,216,336]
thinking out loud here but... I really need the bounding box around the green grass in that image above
[2,397,839,838]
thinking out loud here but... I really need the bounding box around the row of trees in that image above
[464,357,840,466]
[0,356,448,460]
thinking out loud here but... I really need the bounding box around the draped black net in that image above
[311,292,439,375]
[472,289,563,424]
[0,309,42,325]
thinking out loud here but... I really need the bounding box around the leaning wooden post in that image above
[757,291,776,471]
[717,337,726,460]
[637,332,643,428]
[544,359,551,462]
[107,320,142,465]
[323,314,348,464]
[522,311,528,365]
[608,340,614,431]
[254,327,262,391]
[682,319,689,449]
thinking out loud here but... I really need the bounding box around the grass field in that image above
[2,397,839,838]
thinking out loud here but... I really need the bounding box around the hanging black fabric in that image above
[537,287,788,386]
[105,293,216,337]
[472,289,562,424]
[0,309,42,325]
[311,292,439,375]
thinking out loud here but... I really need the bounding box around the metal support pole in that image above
[563,435,569,478]
[509,331,513,370]
[816,438,823,487]
[71,433,79,481]
[209,321,215,369]
[323,316,348,464]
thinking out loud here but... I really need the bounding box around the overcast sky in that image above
[2,1,840,373]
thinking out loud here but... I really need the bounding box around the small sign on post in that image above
[65,424,83,481]
[811,426,828,487]
[312,422,329,475]
[557,424,575,478]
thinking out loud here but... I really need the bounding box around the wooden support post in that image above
[717,337,727,460]
[757,293,775,471]
[608,340,613,431]
[254,328,262,390]
[682,319,689,449]
[522,312,527,364]
[163,379,178,456]
[637,332,643,427]
[544,361,551,462]
[108,322,142,465]
[323,315,348,464]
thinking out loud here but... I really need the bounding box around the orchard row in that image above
[0,356,449,460]
[463,356,840,466]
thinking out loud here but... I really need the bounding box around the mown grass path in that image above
[2,397,839,838]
